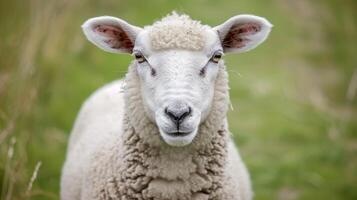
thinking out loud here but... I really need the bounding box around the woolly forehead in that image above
[135,16,220,53]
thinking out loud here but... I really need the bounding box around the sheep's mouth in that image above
[165,131,191,137]
[159,128,198,147]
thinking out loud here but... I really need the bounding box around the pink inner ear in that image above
[94,24,134,52]
[222,23,261,49]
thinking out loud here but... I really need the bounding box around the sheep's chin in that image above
[159,129,198,147]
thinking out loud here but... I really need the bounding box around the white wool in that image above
[146,12,211,51]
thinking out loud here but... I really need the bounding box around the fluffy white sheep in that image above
[61,12,272,200]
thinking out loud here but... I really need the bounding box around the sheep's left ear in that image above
[214,15,272,53]
[81,16,143,54]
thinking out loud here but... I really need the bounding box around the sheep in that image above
[61,12,272,200]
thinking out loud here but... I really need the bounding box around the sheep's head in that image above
[82,12,272,147]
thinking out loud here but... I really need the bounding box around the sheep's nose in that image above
[164,104,192,125]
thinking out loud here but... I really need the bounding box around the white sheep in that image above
[61,12,272,200]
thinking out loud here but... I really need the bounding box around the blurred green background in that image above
[1,0,356,199]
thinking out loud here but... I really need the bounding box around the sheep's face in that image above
[82,13,272,147]
[133,29,221,147]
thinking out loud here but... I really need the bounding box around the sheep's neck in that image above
[118,114,228,199]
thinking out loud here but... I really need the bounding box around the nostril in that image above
[178,107,192,121]
[164,106,192,123]
[165,107,179,121]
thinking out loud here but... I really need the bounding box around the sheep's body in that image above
[60,11,274,200]
[61,64,252,200]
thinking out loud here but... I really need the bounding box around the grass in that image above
[0,0,356,199]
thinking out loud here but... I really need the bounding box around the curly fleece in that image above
[147,12,210,51]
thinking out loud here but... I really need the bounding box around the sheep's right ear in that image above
[214,15,272,53]
[82,16,143,54]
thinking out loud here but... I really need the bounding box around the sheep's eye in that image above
[210,51,223,63]
[134,52,146,63]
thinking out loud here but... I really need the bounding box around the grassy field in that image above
[0,0,356,199]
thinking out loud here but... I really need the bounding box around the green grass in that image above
[0,0,356,199]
